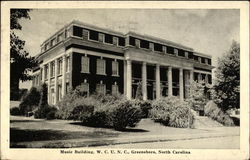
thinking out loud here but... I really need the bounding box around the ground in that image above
[10,115,239,148]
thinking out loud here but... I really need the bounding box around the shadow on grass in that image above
[70,122,149,132]
[10,128,119,143]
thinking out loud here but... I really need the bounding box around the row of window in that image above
[42,31,67,52]
[81,56,119,76]
[80,81,119,96]
[44,56,70,80]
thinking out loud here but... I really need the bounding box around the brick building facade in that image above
[32,20,214,105]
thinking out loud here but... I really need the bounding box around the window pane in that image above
[81,56,89,73]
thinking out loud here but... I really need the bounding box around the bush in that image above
[34,105,57,119]
[150,96,194,128]
[110,99,143,131]
[10,107,21,115]
[204,101,234,126]
[132,99,151,118]
[19,87,40,115]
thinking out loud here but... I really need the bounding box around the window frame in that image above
[81,55,90,73]
[112,60,119,76]
[96,58,106,75]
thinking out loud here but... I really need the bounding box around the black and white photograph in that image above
[1,1,249,160]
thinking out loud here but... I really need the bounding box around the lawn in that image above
[10,115,240,148]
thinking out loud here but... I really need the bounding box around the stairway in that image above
[193,116,223,128]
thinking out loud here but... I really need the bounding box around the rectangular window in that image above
[58,59,63,75]
[118,37,125,46]
[208,59,212,65]
[201,57,205,63]
[112,60,119,76]
[58,85,62,101]
[112,84,119,95]
[40,69,43,80]
[174,48,178,55]
[129,37,136,46]
[96,58,106,75]
[51,62,55,77]
[45,43,49,51]
[89,30,99,41]
[154,43,163,52]
[58,33,63,42]
[45,65,48,79]
[140,40,149,49]
[73,26,83,37]
[66,56,70,72]
[81,82,89,96]
[51,38,56,46]
[104,34,113,44]
[81,56,89,73]
[96,84,106,95]
[178,50,185,57]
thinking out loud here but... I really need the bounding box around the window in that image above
[118,37,125,46]
[129,37,136,46]
[51,38,56,46]
[112,60,119,76]
[96,81,106,95]
[58,59,63,75]
[40,69,43,80]
[140,40,149,49]
[58,85,62,101]
[66,56,70,72]
[178,50,185,57]
[104,34,113,44]
[112,82,119,95]
[89,30,99,41]
[208,59,212,65]
[51,62,55,77]
[73,26,83,37]
[154,43,163,52]
[81,79,89,96]
[96,58,106,75]
[81,55,89,73]
[45,65,48,79]
[45,43,49,51]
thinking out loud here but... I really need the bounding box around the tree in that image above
[39,83,48,107]
[10,9,37,100]
[212,41,240,111]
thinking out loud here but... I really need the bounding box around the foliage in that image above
[132,99,152,118]
[204,101,234,126]
[34,105,57,119]
[10,107,21,116]
[39,83,48,107]
[212,41,240,111]
[10,9,37,100]
[110,99,143,131]
[19,87,40,115]
[135,82,143,100]
[150,96,194,128]
[187,80,208,111]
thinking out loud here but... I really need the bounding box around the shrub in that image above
[110,99,143,131]
[19,87,40,115]
[150,96,194,128]
[34,105,57,119]
[132,99,152,118]
[204,101,234,126]
[10,107,21,115]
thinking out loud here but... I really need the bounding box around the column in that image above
[123,60,127,95]
[155,64,161,99]
[168,67,173,96]
[184,70,190,99]
[126,60,132,100]
[48,62,51,104]
[41,65,45,83]
[142,62,147,100]
[179,68,184,100]
[190,70,194,82]
[198,73,202,82]
[62,55,66,97]
[54,59,58,104]
[205,74,208,84]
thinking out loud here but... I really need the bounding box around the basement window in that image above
[154,43,163,52]
[140,39,149,49]
[104,34,113,44]
[89,30,99,41]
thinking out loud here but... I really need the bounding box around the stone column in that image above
[155,64,161,99]
[62,55,66,97]
[205,74,208,84]
[123,60,127,95]
[48,62,51,104]
[198,73,202,82]
[41,65,45,83]
[126,60,132,100]
[142,62,147,100]
[190,70,194,82]
[54,59,58,104]
[179,68,184,100]
[168,67,173,96]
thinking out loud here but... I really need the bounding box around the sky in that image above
[16,9,240,89]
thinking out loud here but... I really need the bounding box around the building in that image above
[32,20,214,105]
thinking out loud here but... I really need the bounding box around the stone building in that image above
[32,20,213,105]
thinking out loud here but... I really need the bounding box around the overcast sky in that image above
[17,9,239,89]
